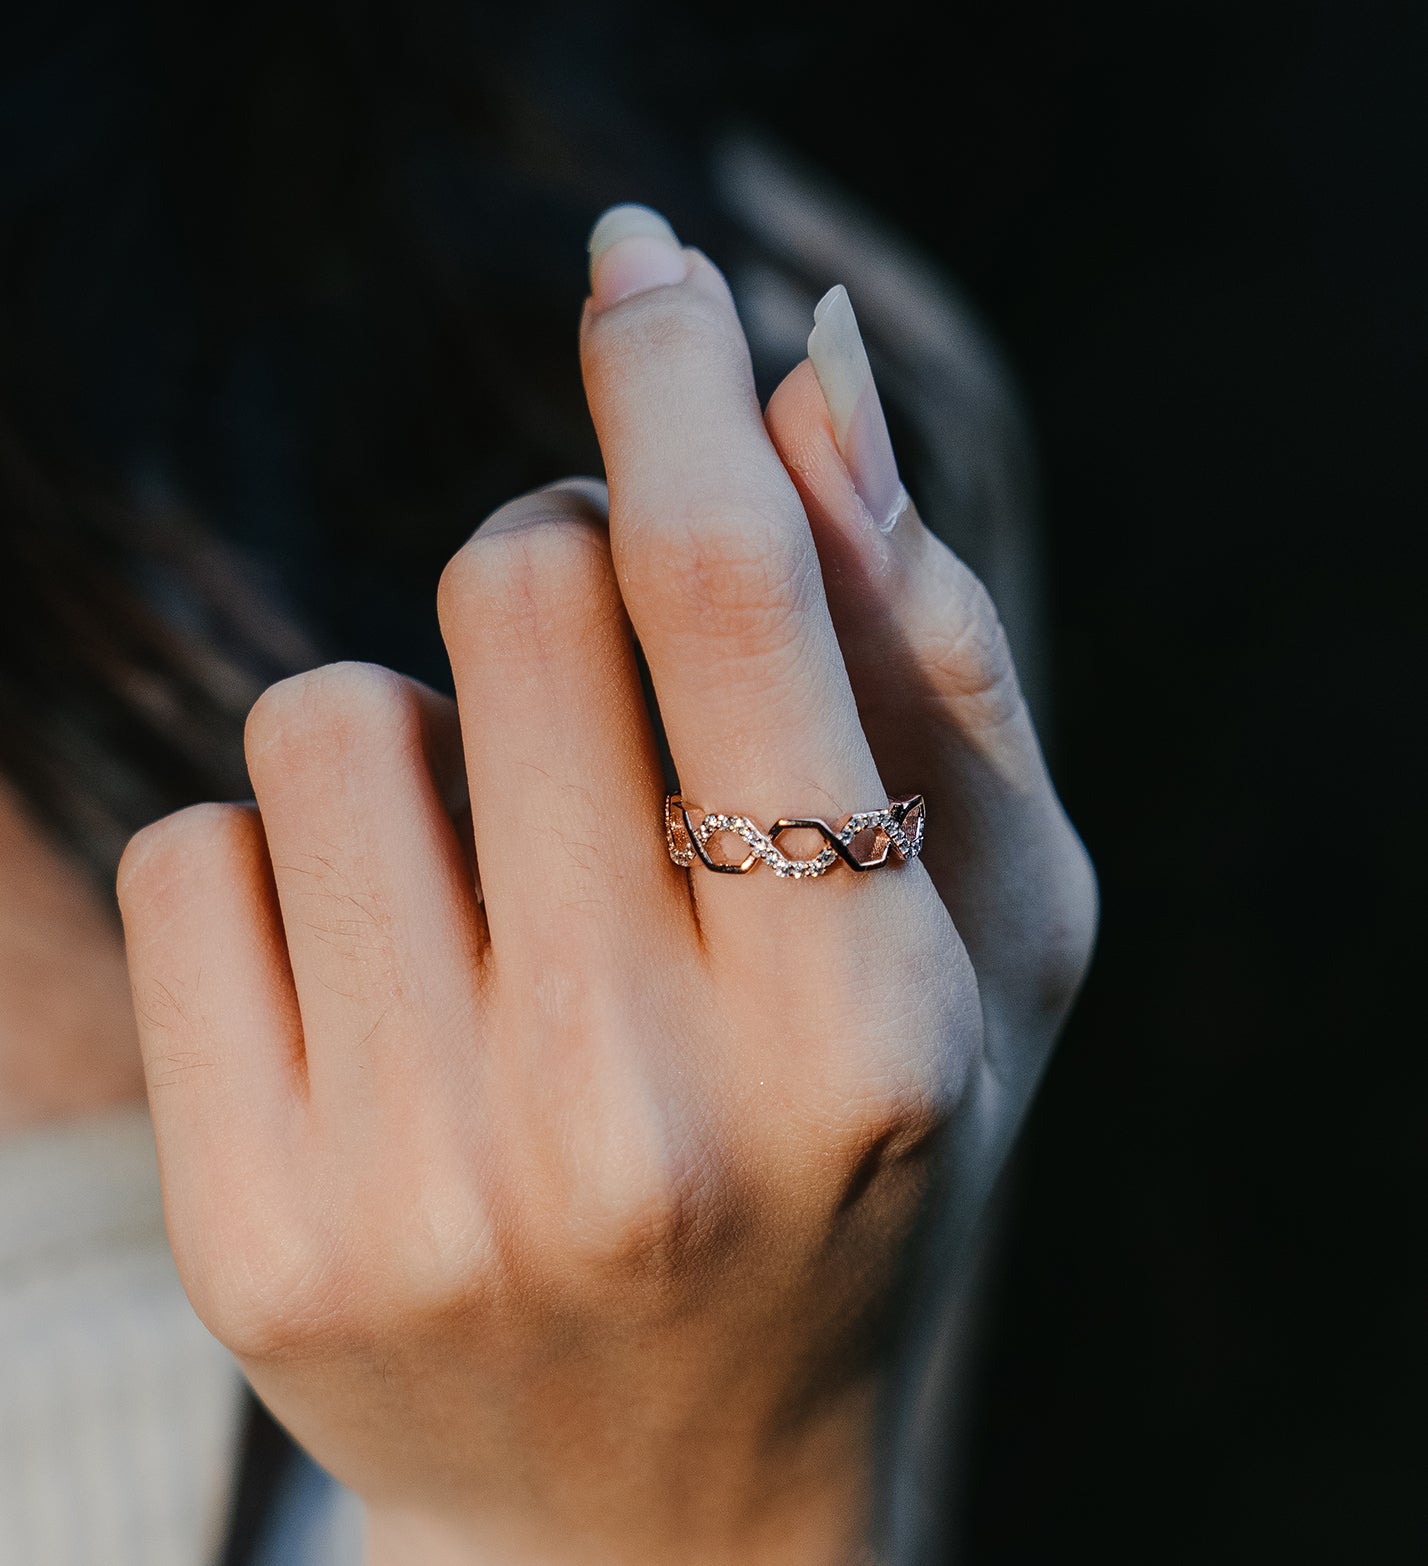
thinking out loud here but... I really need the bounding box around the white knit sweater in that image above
[0,1106,244,1565]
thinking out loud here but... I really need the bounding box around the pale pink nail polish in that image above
[587,204,689,308]
[808,284,910,533]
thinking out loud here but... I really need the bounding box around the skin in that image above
[115,225,1097,1563]
[0,780,145,1132]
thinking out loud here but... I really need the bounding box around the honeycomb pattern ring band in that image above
[664,792,926,880]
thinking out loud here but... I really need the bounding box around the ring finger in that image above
[437,481,686,980]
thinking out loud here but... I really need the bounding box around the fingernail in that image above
[479,479,607,537]
[541,475,610,514]
[587,204,688,308]
[808,284,910,534]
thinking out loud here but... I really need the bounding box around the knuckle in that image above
[245,662,417,773]
[559,1157,712,1290]
[849,1082,948,1170]
[754,927,977,1206]
[185,1225,348,1365]
[384,1187,500,1322]
[586,285,737,378]
[536,1071,729,1292]
[811,1061,950,1174]
[390,1252,497,1332]
[117,801,254,909]
[922,561,1025,731]
[630,498,819,661]
[764,1073,949,1235]
[438,509,614,652]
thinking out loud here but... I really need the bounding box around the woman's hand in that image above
[117,206,1095,1565]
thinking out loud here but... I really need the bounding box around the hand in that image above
[117,206,1095,1565]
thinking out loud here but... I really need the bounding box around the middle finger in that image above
[579,208,889,925]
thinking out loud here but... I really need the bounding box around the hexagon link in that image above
[664,792,926,879]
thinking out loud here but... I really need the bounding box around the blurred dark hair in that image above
[0,427,314,885]
[1,2,1035,906]
[0,2,735,884]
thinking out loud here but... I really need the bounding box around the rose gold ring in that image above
[664,793,926,879]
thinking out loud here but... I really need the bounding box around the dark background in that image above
[6,1,1423,1558]
[753,4,1425,1560]
[599,6,1428,1554]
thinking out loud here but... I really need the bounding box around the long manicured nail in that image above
[587,204,688,308]
[808,284,910,533]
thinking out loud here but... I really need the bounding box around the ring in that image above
[664,792,926,879]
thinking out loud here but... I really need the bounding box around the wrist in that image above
[363,1380,878,1566]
